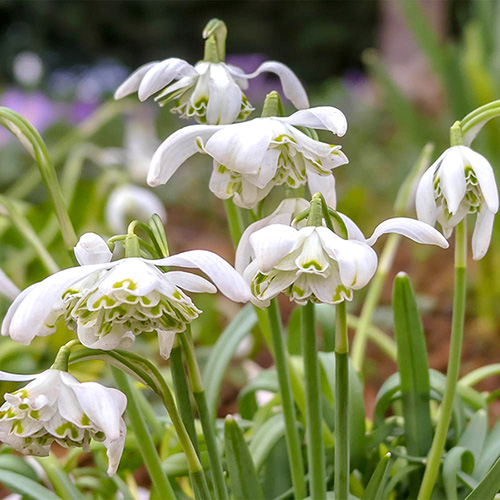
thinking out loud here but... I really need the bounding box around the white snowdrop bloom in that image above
[2,235,251,359]
[148,107,348,209]
[416,145,498,260]
[105,185,167,234]
[0,369,126,476]
[243,218,448,306]
[114,58,308,125]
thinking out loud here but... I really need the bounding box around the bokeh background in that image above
[0,0,499,418]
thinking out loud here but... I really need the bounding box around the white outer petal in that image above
[165,271,217,294]
[2,262,117,343]
[307,172,336,209]
[337,213,366,242]
[232,60,309,109]
[463,147,499,213]
[439,147,467,215]
[206,64,244,125]
[415,163,438,226]
[472,206,495,260]
[148,125,222,186]
[250,224,299,272]
[366,217,449,248]
[0,268,20,300]
[280,106,348,137]
[138,58,197,101]
[203,119,278,175]
[150,250,251,303]
[235,198,308,273]
[0,370,39,382]
[74,233,113,265]
[114,61,159,99]
[157,330,176,360]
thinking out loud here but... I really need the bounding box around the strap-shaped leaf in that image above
[393,273,433,458]
[457,410,488,466]
[202,304,257,420]
[362,452,392,500]
[224,415,265,500]
[474,414,500,480]
[249,413,287,470]
[465,455,500,500]
[443,447,475,500]
[0,469,61,500]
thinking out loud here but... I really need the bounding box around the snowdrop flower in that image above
[114,58,308,125]
[2,234,251,359]
[149,107,348,209]
[105,185,167,234]
[0,369,126,476]
[242,217,448,306]
[416,145,498,259]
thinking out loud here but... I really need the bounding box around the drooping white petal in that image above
[74,233,113,266]
[415,163,439,226]
[0,268,20,300]
[151,250,251,303]
[157,330,176,359]
[257,271,298,302]
[0,370,39,382]
[281,106,348,137]
[165,271,217,294]
[463,147,499,213]
[148,125,222,186]
[366,217,449,248]
[203,119,281,175]
[77,323,135,351]
[206,64,244,125]
[250,224,299,272]
[235,198,308,273]
[105,185,167,234]
[233,61,309,109]
[67,377,127,442]
[138,58,197,101]
[307,171,336,209]
[2,263,116,344]
[308,273,341,304]
[472,205,495,260]
[114,62,159,100]
[439,147,467,215]
[337,213,366,242]
[105,420,127,476]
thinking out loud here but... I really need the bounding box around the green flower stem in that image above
[459,363,500,387]
[0,107,77,249]
[51,340,81,371]
[0,194,59,273]
[301,301,325,500]
[417,219,467,500]
[179,328,229,500]
[112,368,176,500]
[267,299,307,499]
[224,199,245,246]
[170,342,201,457]
[335,301,350,500]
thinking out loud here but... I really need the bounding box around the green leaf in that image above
[465,455,500,500]
[474,415,500,480]
[457,410,488,465]
[362,453,391,500]
[238,370,279,420]
[0,454,39,482]
[249,413,287,470]
[162,450,210,477]
[224,415,265,500]
[202,304,257,420]
[0,469,61,500]
[382,464,422,500]
[37,460,86,500]
[392,273,433,459]
[443,447,475,500]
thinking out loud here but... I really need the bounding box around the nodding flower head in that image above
[416,145,498,259]
[0,369,127,476]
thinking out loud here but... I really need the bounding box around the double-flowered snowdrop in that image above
[115,57,307,126]
[148,106,348,209]
[2,233,251,359]
[0,369,126,476]
[239,215,448,306]
[416,145,498,260]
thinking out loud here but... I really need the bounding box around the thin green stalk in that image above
[335,301,350,500]
[224,199,245,246]
[170,342,201,457]
[0,194,59,273]
[179,328,228,500]
[267,300,307,499]
[460,363,500,387]
[112,368,176,500]
[417,220,467,500]
[301,301,325,500]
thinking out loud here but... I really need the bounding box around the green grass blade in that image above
[465,456,500,500]
[0,469,61,500]
[362,452,392,500]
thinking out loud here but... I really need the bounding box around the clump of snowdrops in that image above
[1,19,500,500]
